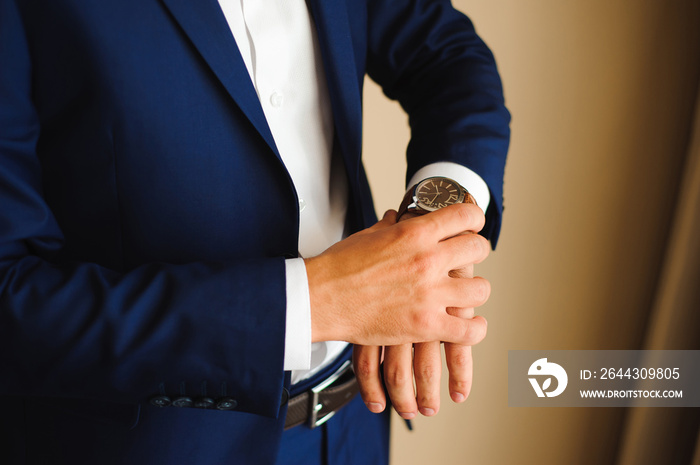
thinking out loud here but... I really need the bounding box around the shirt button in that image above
[298,198,307,212]
[270,91,284,108]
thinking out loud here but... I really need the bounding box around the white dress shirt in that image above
[217,0,490,384]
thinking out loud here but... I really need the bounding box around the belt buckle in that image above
[308,360,352,429]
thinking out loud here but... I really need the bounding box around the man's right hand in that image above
[304,204,490,347]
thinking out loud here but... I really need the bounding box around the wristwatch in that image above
[396,176,476,222]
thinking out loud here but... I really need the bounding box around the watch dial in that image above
[415,178,464,211]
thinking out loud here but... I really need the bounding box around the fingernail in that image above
[366,402,384,412]
[419,407,435,416]
[399,412,416,420]
[452,392,465,403]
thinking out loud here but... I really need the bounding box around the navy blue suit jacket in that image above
[0,0,509,462]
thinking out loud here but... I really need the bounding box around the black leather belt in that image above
[284,360,359,430]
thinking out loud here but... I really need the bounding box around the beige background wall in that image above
[360,1,700,464]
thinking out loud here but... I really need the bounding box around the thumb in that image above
[366,210,398,232]
[381,209,398,224]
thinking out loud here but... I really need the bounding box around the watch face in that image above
[414,177,466,211]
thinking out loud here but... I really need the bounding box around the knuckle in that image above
[454,203,472,225]
[449,350,472,369]
[416,363,440,385]
[452,378,472,391]
[410,250,438,275]
[455,203,484,231]
[464,203,486,231]
[472,234,490,262]
[470,278,491,306]
[459,233,489,263]
[397,221,428,244]
[353,357,375,380]
[409,310,434,336]
[417,394,438,409]
[451,379,473,398]
[384,365,412,388]
[465,317,487,344]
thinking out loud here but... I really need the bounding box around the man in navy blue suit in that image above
[0,0,509,463]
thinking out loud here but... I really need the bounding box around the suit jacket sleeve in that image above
[365,0,511,247]
[0,0,286,418]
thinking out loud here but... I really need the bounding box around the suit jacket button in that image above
[194,397,215,409]
[215,397,238,411]
[149,395,171,408]
[172,396,194,408]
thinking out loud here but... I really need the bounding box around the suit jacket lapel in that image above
[306,0,362,173]
[159,0,280,158]
[160,0,362,170]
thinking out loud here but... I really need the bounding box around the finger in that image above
[383,344,417,420]
[447,266,478,317]
[413,341,441,416]
[441,276,491,310]
[412,203,486,241]
[432,314,488,346]
[445,343,473,403]
[439,233,490,270]
[353,345,386,413]
[447,306,474,319]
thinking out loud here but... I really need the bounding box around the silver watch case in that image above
[407,176,467,213]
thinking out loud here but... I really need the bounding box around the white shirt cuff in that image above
[407,162,491,214]
[283,258,312,371]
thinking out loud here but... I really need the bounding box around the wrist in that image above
[305,255,344,344]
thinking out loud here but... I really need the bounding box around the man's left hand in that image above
[353,211,487,418]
